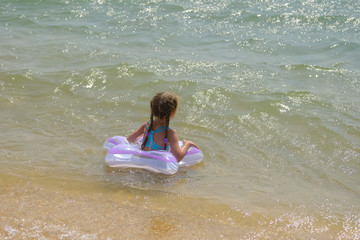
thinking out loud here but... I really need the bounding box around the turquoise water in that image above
[1,0,360,238]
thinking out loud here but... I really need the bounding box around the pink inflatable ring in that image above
[103,136,203,175]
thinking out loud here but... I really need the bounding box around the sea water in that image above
[1,0,359,239]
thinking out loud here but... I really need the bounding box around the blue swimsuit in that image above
[144,121,170,151]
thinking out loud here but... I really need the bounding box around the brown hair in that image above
[141,92,178,150]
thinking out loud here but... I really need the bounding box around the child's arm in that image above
[168,129,198,163]
[127,122,147,143]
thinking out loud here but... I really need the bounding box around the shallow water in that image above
[1,0,360,239]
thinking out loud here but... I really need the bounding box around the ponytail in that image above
[141,113,154,150]
[164,113,170,150]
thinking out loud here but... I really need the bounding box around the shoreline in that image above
[1,174,356,239]
[0,176,246,239]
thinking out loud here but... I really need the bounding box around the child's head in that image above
[150,91,178,120]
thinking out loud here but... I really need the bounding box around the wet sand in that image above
[1,173,351,239]
[0,176,246,239]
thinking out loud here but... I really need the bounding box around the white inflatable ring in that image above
[103,136,203,175]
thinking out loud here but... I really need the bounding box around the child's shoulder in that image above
[168,128,178,137]
[138,121,148,131]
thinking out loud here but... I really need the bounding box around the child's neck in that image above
[154,117,166,125]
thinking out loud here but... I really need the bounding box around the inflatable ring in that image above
[103,136,203,175]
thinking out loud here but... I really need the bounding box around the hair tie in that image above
[146,132,150,137]
[164,138,168,144]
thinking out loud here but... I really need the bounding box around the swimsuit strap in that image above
[153,126,166,132]
[146,121,167,132]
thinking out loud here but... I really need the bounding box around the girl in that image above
[127,92,198,163]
